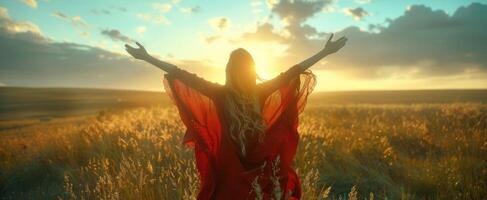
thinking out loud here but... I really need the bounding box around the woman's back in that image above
[163,65,316,199]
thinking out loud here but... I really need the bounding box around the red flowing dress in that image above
[163,64,316,200]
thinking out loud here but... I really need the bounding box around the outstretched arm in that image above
[125,42,178,73]
[258,33,347,96]
[297,33,347,71]
[125,42,220,97]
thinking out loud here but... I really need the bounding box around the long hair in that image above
[224,48,266,156]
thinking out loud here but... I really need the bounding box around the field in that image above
[0,87,486,199]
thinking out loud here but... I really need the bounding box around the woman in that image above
[125,33,347,200]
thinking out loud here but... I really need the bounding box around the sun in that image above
[197,39,288,83]
[253,53,274,80]
[243,42,288,81]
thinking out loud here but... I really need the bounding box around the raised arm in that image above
[297,33,347,71]
[125,42,220,97]
[258,33,347,96]
[125,42,178,73]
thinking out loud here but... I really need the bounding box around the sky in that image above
[0,0,486,91]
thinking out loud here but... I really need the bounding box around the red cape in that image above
[163,69,315,200]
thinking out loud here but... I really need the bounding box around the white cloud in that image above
[204,35,221,44]
[266,0,279,9]
[251,0,264,14]
[137,13,171,25]
[343,7,369,20]
[52,11,89,28]
[251,1,262,7]
[322,0,339,13]
[71,16,88,27]
[21,0,38,9]
[208,17,231,31]
[80,31,90,37]
[136,26,146,36]
[356,0,372,4]
[179,6,200,14]
[152,3,172,13]
[0,6,43,35]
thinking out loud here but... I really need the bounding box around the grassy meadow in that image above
[0,87,486,199]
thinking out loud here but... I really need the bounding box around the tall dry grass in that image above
[0,104,486,199]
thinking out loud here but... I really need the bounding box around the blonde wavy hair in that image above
[224,48,266,156]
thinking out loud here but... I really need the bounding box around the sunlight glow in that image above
[312,69,487,91]
[242,42,289,81]
[195,38,289,83]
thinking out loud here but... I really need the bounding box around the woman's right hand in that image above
[125,42,150,60]
[322,33,347,55]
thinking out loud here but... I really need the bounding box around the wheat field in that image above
[0,104,486,199]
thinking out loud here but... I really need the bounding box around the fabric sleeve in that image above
[248,69,315,198]
[259,68,316,128]
[163,73,222,153]
[166,67,221,98]
[163,73,220,199]
[257,64,305,98]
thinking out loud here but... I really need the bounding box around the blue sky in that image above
[1,0,486,91]
[3,0,479,53]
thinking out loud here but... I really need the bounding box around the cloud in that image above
[21,0,37,9]
[208,17,231,31]
[0,7,220,90]
[251,1,263,13]
[356,0,372,4]
[322,2,338,13]
[325,3,487,78]
[80,31,90,37]
[52,11,89,28]
[0,6,46,41]
[137,1,178,25]
[152,0,200,14]
[251,1,262,7]
[51,11,90,37]
[205,35,221,44]
[0,8,39,34]
[204,22,286,50]
[254,0,334,63]
[110,6,128,12]
[153,3,172,13]
[3,2,487,90]
[0,17,163,90]
[135,26,146,36]
[173,59,223,81]
[269,0,333,24]
[237,2,487,80]
[91,9,111,15]
[137,13,171,25]
[343,7,369,20]
[241,23,285,43]
[179,6,200,14]
[101,29,134,43]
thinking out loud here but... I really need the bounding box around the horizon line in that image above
[1,85,486,94]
